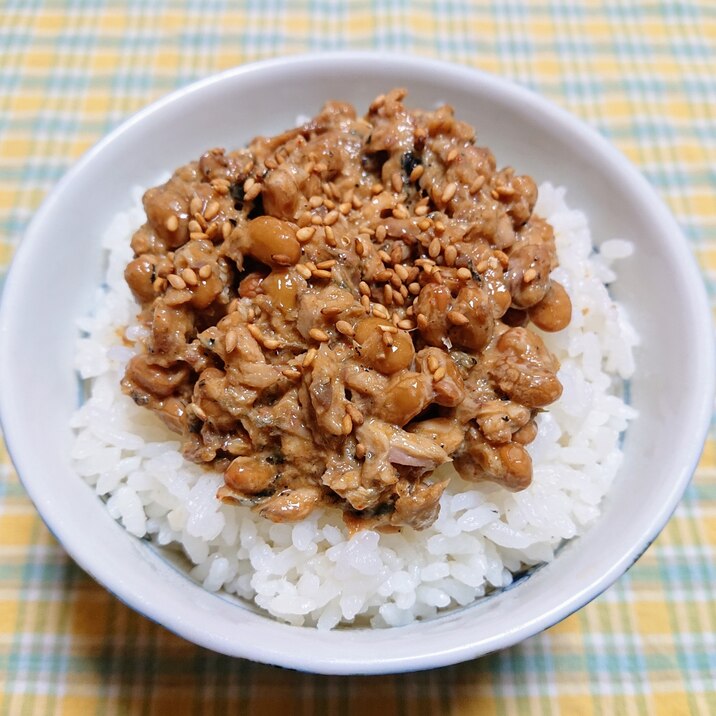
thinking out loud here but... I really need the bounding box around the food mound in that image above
[121,89,572,532]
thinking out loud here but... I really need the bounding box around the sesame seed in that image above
[446,148,458,163]
[433,365,446,382]
[165,215,179,232]
[324,225,336,246]
[153,277,167,292]
[447,310,469,326]
[371,183,384,195]
[378,250,392,264]
[296,263,312,280]
[309,195,323,208]
[316,259,336,270]
[428,237,442,258]
[311,215,323,226]
[355,443,366,459]
[243,177,255,192]
[352,195,364,209]
[303,347,317,367]
[181,268,198,286]
[399,285,408,298]
[392,206,409,219]
[188,219,202,233]
[394,264,409,281]
[272,253,294,266]
[427,355,439,372]
[418,218,432,231]
[222,221,232,240]
[383,284,393,304]
[339,202,351,215]
[296,226,316,243]
[416,313,428,330]
[204,201,220,221]
[225,330,238,353]
[336,320,354,336]
[444,245,458,267]
[414,204,429,216]
[342,414,353,435]
[409,164,424,182]
[167,274,186,290]
[375,225,387,241]
[373,304,390,319]
[457,267,472,280]
[383,331,393,346]
[355,239,365,257]
[391,172,403,193]
[309,328,329,342]
[189,231,208,241]
[282,367,301,380]
[323,210,339,226]
[476,260,489,273]
[244,184,262,201]
[523,268,538,283]
[190,196,202,215]
[408,282,421,295]
[495,250,510,268]
[441,182,457,203]
[491,189,500,200]
[312,269,332,280]
[359,281,371,296]
[263,339,280,350]
[469,176,485,193]
[346,403,364,426]
[360,294,371,311]
[434,220,446,233]
[375,269,393,282]
[397,319,414,330]
[321,305,342,317]
[390,274,403,289]
[191,403,208,421]
[432,270,444,284]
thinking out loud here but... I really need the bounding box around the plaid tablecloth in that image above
[1,1,715,712]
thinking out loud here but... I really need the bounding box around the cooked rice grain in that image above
[71,182,637,629]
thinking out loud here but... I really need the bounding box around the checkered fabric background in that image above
[1,1,715,713]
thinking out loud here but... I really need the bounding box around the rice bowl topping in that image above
[71,92,637,628]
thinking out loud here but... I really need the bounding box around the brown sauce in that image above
[121,89,571,531]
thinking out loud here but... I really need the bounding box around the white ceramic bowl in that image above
[1,54,713,675]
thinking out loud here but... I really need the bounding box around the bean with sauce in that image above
[121,89,571,532]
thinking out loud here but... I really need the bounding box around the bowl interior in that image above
[1,54,712,674]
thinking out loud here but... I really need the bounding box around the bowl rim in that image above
[1,51,714,674]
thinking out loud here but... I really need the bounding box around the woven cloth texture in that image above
[1,1,714,713]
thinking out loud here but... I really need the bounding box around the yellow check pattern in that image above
[1,1,715,713]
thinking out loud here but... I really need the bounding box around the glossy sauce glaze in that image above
[122,89,571,531]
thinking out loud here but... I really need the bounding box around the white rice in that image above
[71,183,638,629]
